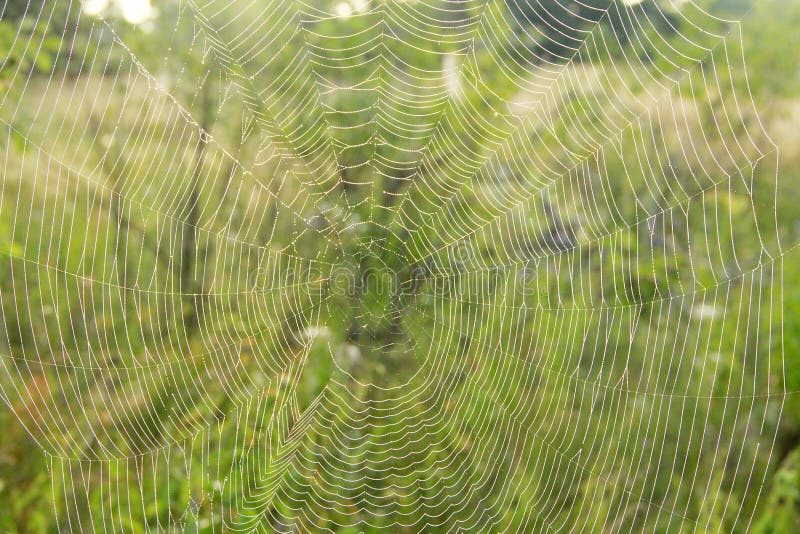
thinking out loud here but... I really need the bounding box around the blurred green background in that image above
[2,0,800,531]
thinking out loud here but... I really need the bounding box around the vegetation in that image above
[1,0,800,531]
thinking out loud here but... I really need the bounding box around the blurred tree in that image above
[505,0,681,62]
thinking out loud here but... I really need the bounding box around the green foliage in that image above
[0,8,60,90]
[754,450,800,534]
[1,0,800,530]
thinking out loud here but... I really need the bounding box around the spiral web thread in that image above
[0,0,792,530]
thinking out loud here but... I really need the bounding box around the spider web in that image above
[0,0,791,530]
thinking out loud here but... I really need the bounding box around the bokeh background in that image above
[2,0,800,531]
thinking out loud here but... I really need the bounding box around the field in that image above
[2,0,800,531]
